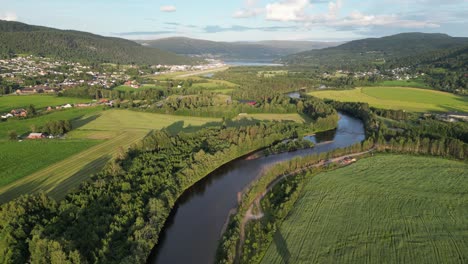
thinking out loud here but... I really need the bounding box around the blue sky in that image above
[1,0,467,41]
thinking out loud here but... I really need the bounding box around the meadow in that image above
[0,107,102,140]
[114,84,164,92]
[0,139,101,188]
[375,79,430,89]
[261,155,468,264]
[310,86,468,112]
[0,95,87,113]
[0,110,220,202]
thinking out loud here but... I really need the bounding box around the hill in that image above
[0,20,195,65]
[138,37,341,61]
[282,33,468,68]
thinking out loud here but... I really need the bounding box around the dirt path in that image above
[235,149,374,263]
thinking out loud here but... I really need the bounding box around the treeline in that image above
[0,121,317,264]
[217,102,468,264]
[216,141,374,264]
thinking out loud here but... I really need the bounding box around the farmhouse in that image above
[27,133,46,139]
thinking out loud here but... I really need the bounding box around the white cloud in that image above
[266,0,311,21]
[160,5,176,12]
[0,12,18,21]
[233,0,264,18]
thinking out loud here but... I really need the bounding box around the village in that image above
[0,55,225,94]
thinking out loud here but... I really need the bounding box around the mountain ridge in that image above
[0,20,196,65]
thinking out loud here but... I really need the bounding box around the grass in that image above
[0,95,88,114]
[0,107,102,140]
[0,139,101,188]
[375,79,430,89]
[310,86,468,112]
[261,155,468,264]
[0,110,220,203]
[114,84,164,92]
[235,113,306,123]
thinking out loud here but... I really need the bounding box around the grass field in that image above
[236,113,306,123]
[114,84,164,92]
[0,110,220,203]
[0,140,101,188]
[375,79,430,89]
[0,95,87,113]
[310,87,468,112]
[261,155,468,264]
[0,107,102,140]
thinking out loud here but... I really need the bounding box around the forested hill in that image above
[138,37,340,61]
[0,20,196,65]
[282,33,468,68]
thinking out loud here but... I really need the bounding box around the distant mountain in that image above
[282,33,468,68]
[137,37,341,61]
[0,20,195,65]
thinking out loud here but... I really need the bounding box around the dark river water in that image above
[148,113,365,264]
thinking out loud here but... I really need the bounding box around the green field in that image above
[114,84,163,92]
[236,113,306,123]
[310,87,468,112]
[0,107,102,140]
[375,79,430,89]
[0,110,220,203]
[0,140,101,188]
[0,95,87,113]
[261,155,468,264]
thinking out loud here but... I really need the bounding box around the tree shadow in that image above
[48,155,111,199]
[274,230,291,264]
[71,113,102,129]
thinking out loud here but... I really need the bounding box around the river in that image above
[148,113,365,264]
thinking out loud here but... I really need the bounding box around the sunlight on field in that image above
[262,155,468,264]
[0,110,220,202]
[310,87,468,112]
[235,113,306,123]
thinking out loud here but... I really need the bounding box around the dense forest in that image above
[0,20,195,65]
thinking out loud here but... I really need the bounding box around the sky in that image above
[0,0,467,42]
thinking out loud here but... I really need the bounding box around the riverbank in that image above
[148,113,365,264]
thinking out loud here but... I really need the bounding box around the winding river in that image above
[148,113,365,264]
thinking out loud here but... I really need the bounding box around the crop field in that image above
[0,110,220,203]
[261,155,468,264]
[0,139,101,188]
[0,95,87,113]
[310,87,468,112]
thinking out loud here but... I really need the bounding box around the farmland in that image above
[0,95,87,113]
[0,139,101,188]
[261,155,468,264]
[0,110,220,202]
[310,86,468,112]
[0,107,102,140]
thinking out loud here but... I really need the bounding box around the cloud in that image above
[233,0,264,18]
[160,5,176,12]
[204,25,295,33]
[266,0,311,21]
[116,31,176,36]
[0,12,18,21]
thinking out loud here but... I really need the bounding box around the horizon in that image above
[1,0,467,42]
